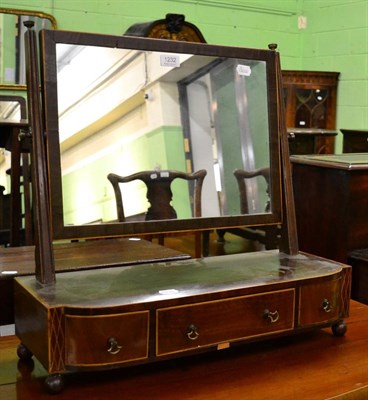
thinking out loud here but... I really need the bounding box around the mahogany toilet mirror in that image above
[27,26,297,284]
[11,22,351,395]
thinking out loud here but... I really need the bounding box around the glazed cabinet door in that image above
[156,289,295,356]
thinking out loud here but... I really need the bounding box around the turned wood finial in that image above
[23,20,35,29]
[268,43,278,51]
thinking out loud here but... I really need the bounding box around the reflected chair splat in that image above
[218,167,279,250]
[107,169,207,257]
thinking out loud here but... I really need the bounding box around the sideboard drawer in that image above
[156,289,295,356]
[65,311,149,366]
[299,279,341,326]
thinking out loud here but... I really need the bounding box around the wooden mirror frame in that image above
[40,30,286,243]
[0,7,57,90]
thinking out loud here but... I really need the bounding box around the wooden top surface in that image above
[0,238,190,279]
[340,128,368,135]
[291,153,368,169]
[1,300,367,400]
[0,119,28,127]
[15,250,346,309]
[287,128,338,136]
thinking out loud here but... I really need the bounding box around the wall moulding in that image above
[164,0,297,16]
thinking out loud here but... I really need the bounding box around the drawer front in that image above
[156,289,295,356]
[299,278,341,326]
[65,311,149,366]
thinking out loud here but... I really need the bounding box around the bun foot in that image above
[17,343,33,360]
[331,320,347,337]
[44,374,65,394]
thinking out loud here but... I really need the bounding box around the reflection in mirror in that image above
[0,8,56,87]
[0,99,22,121]
[55,44,271,227]
[0,95,27,190]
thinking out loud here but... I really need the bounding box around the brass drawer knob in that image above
[321,299,333,313]
[107,337,122,355]
[187,324,199,340]
[263,309,280,323]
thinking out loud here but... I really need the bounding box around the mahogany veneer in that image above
[14,250,351,392]
[291,153,368,263]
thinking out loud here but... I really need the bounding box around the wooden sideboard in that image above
[282,71,339,155]
[291,153,368,264]
[0,238,190,326]
[341,129,368,153]
[14,250,351,392]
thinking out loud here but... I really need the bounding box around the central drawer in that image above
[156,289,295,356]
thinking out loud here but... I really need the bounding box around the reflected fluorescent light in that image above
[214,162,222,191]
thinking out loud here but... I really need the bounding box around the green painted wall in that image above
[4,0,367,151]
[1,0,367,225]
[298,0,368,151]
[62,125,188,224]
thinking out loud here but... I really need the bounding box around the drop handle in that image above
[187,324,199,340]
[263,309,280,323]
[321,299,333,313]
[107,337,122,355]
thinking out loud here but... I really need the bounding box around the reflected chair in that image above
[218,167,279,250]
[107,169,207,258]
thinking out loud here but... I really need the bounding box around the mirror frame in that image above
[0,7,57,90]
[40,29,283,241]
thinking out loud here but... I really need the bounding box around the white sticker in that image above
[160,54,180,68]
[236,64,252,76]
[159,289,179,295]
[160,171,169,178]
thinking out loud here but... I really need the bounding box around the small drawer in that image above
[65,311,149,366]
[299,278,341,326]
[156,289,295,356]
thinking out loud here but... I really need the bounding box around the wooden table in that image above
[0,238,190,325]
[291,153,368,264]
[340,129,368,153]
[0,300,367,399]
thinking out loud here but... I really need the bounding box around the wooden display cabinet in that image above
[12,26,351,394]
[282,70,339,155]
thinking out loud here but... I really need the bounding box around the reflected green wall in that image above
[0,14,17,83]
[62,126,188,224]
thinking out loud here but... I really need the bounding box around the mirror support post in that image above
[270,45,299,255]
[24,21,55,284]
